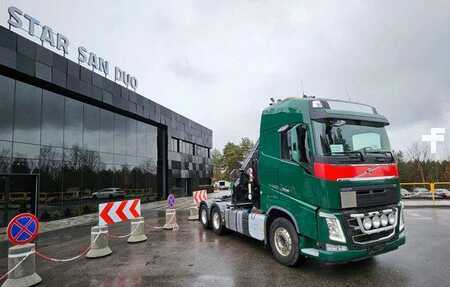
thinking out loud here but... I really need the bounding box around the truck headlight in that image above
[320,212,346,243]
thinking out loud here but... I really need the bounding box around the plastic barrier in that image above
[0,216,147,286]
[188,206,199,221]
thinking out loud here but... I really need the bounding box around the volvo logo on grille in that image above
[356,166,380,178]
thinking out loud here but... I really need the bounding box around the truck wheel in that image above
[211,207,226,235]
[269,217,305,267]
[200,205,210,229]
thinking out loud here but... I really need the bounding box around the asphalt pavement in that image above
[0,208,449,287]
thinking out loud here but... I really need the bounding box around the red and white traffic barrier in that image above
[98,199,141,226]
[188,190,208,221]
[193,190,208,205]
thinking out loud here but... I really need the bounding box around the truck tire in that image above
[200,205,210,229]
[269,217,305,267]
[211,207,226,235]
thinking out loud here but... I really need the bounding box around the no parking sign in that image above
[167,194,176,209]
[7,213,40,245]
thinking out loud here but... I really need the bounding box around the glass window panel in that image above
[137,122,146,156]
[0,140,11,173]
[12,143,40,174]
[97,164,115,190]
[0,140,12,158]
[39,161,63,221]
[114,154,127,165]
[14,81,42,144]
[83,104,100,151]
[100,152,114,165]
[42,90,64,147]
[63,147,83,166]
[100,110,114,153]
[62,161,82,217]
[64,98,83,149]
[146,126,157,159]
[0,75,14,141]
[40,146,63,162]
[126,118,137,156]
[13,142,41,159]
[114,114,126,155]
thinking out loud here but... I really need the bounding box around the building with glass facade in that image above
[0,26,212,227]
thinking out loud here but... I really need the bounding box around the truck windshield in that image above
[312,119,391,157]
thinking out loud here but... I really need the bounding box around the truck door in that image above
[278,124,314,203]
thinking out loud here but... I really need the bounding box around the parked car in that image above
[92,188,126,199]
[434,188,450,199]
[412,187,445,199]
[400,188,413,199]
[215,180,231,190]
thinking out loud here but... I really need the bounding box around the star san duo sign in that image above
[7,6,138,90]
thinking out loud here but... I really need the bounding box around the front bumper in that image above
[302,231,405,263]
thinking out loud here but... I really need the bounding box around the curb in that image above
[404,205,450,209]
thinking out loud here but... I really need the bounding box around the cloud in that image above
[2,0,450,158]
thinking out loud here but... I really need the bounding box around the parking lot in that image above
[1,207,449,287]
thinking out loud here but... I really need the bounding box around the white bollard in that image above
[127,217,147,243]
[188,206,199,221]
[163,209,179,230]
[2,243,42,287]
[85,225,112,258]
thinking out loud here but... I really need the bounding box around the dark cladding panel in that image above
[52,68,66,88]
[16,53,35,77]
[102,90,113,105]
[92,87,103,101]
[36,62,52,82]
[79,80,93,98]
[17,37,36,59]
[92,73,104,88]
[0,27,16,50]
[36,45,53,66]
[67,61,80,78]
[129,91,137,103]
[53,54,67,73]
[67,75,80,94]
[0,47,16,69]
[80,66,92,84]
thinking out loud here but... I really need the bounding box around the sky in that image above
[1,0,450,159]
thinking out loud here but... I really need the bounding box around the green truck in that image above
[199,97,405,266]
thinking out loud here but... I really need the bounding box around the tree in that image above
[406,143,430,182]
[211,149,224,182]
[212,137,255,182]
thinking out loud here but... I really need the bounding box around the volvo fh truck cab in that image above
[199,97,405,266]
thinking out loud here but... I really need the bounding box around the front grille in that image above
[342,205,399,248]
[353,229,394,244]
[341,184,400,208]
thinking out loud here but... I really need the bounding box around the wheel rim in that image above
[201,208,208,224]
[212,212,220,230]
[274,227,292,257]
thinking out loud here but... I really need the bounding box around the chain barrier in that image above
[152,211,179,231]
[108,222,140,239]
[0,252,32,281]
[35,231,101,263]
